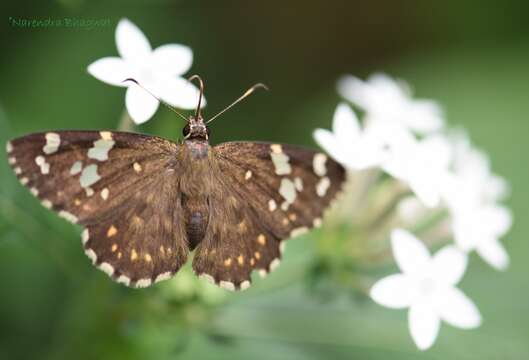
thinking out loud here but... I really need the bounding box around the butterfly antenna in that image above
[122,78,189,122]
[188,75,205,119]
[206,83,269,124]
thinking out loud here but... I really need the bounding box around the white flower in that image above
[88,18,202,124]
[382,133,453,207]
[313,103,387,170]
[451,204,512,270]
[443,132,509,210]
[338,73,444,137]
[370,229,481,350]
[441,132,512,270]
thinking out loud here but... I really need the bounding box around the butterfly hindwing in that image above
[191,142,345,290]
[6,131,188,287]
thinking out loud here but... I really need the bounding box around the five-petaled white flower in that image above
[382,133,453,208]
[313,103,387,170]
[370,229,481,350]
[338,73,444,140]
[442,132,512,270]
[88,18,202,124]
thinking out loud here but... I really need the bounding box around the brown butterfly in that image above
[5,76,345,290]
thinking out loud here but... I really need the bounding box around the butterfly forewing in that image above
[6,131,188,287]
[191,142,345,289]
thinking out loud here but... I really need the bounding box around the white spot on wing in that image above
[84,248,97,264]
[87,139,115,161]
[41,200,52,209]
[101,188,109,200]
[219,281,235,291]
[270,144,282,153]
[117,275,131,286]
[279,178,297,209]
[313,153,328,176]
[290,227,309,238]
[59,210,78,223]
[313,218,322,228]
[14,167,22,174]
[258,269,268,278]
[99,131,113,140]
[270,258,281,271]
[199,273,215,284]
[99,262,114,276]
[240,280,251,290]
[155,272,173,283]
[82,229,89,245]
[80,164,101,188]
[8,157,16,165]
[316,177,331,197]
[20,177,29,185]
[85,187,94,197]
[294,177,303,191]
[35,155,50,174]
[30,187,39,196]
[245,170,252,180]
[135,278,152,288]
[6,141,13,153]
[70,161,82,175]
[271,151,291,175]
[43,133,61,154]
[268,199,277,212]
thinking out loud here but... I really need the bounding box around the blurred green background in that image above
[1,1,528,359]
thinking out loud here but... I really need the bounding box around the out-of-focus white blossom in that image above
[313,103,387,170]
[88,18,202,124]
[451,204,512,270]
[441,132,512,270]
[382,133,453,208]
[338,73,444,138]
[370,229,481,350]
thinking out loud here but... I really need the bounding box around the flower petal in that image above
[391,229,431,275]
[484,205,513,237]
[116,18,151,63]
[313,129,343,161]
[431,246,468,285]
[125,85,159,124]
[435,287,481,329]
[155,76,204,110]
[408,301,440,350]
[370,274,413,309]
[406,100,444,134]
[87,57,134,87]
[332,103,360,138]
[476,239,510,271]
[409,176,441,208]
[151,44,193,76]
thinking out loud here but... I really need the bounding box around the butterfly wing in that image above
[6,131,188,287]
[192,141,345,290]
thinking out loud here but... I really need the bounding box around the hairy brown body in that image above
[180,139,211,250]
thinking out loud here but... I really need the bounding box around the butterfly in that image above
[5,76,346,290]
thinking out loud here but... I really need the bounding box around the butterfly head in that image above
[183,116,210,141]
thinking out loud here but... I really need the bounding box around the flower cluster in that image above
[314,73,512,350]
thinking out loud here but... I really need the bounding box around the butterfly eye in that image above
[182,124,191,137]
